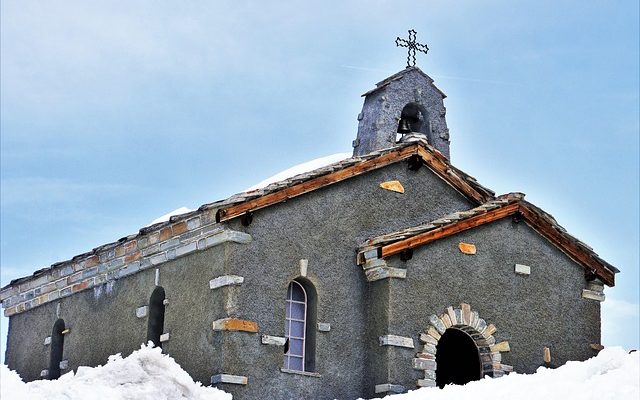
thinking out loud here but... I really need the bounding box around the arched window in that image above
[146,286,166,348]
[284,278,317,372]
[48,319,65,380]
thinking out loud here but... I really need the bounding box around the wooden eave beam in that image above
[517,205,615,286]
[416,147,489,204]
[373,202,614,286]
[379,203,520,259]
[217,145,420,223]
[217,143,492,223]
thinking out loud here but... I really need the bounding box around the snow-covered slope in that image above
[381,347,639,400]
[2,345,638,400]
[1,344,231,400]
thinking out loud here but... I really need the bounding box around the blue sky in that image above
[1,0,638,363]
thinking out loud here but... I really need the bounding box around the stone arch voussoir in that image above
[413,303,512,388]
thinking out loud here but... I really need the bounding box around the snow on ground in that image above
[244,152,352,191]
[1,344,231,400]
[381,347,639,400]
[2,346,638,400]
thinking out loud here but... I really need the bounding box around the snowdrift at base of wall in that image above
[2,345,638,400]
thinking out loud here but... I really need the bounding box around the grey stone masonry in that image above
[1,210,252,317]
[353,67,450,158]
[211,374,248,385]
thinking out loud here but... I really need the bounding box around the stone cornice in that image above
[1,216,251,317]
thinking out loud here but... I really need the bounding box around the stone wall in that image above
[5,160,474,400]
[370,217,602,393]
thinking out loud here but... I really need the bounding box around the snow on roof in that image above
[2,345,637,399]
[147,207,194,226]
[144,153,350,226]
[244,152,352,192]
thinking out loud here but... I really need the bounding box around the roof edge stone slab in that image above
[1,225,251,317]
[358,193,618,286]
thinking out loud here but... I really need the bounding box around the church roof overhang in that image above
[0,139,495,315]
[357,193,619,286]
[213,140,494,223]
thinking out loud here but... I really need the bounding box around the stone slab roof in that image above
[361,66,447,98]
[358,193,619,286]
[0,139,495,316]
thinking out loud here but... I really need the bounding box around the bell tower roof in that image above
[352,66,451,158]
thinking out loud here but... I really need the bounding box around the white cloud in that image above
[602,297,640,350]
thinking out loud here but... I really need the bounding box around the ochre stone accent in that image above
[379,180,405,194]
[172,222,188,235]
[213,318,258,333]
[484,324,497,336]
[458,242,476,254]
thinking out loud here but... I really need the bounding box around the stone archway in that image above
[413,303,512,388]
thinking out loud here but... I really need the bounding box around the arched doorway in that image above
[414,303,512,388]
[435,327,481,388]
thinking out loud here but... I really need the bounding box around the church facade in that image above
[2,65,618,399]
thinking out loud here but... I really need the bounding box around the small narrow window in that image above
[146,286,166,348]
[48,319,65,380]
[284,278,317,372]
[284,281,307,371]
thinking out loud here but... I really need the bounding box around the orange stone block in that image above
[458,242,476,255]
[224,319,258,333]
[84,255,99,268]
[172,222,188,235]
[159,227,172,241]
[124,251,142,263]
[379,180,405,194]
[123,240,137,254]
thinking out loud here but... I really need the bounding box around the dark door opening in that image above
[48,319,65,380]
[146,286,165,348]
[435,327,481,388]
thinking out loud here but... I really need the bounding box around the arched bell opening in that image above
[435,327,482,388]
[396,102,430,142]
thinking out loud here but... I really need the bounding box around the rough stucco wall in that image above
[384,218,601,390]
[5,159,473,400]
[5,244,230,385]
[354,68,450,158]
[213,161,473,400]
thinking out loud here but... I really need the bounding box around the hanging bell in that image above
[397,118,412,134]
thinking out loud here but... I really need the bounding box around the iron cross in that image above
[395,29,429,68]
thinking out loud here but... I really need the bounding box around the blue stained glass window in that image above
[284,281,307,371]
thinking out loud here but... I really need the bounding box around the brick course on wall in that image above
[0,208,251,317]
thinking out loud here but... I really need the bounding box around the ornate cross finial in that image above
[395,29,429,68]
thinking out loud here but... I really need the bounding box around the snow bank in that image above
[244,152,351,191]
[1,344,231,400]
[2,346,637,400]
[381,347,639,400]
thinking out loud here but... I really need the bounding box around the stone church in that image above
[2,41,618,399]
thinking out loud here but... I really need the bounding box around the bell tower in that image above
[352,66,451,158]
[352,31,450,158]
